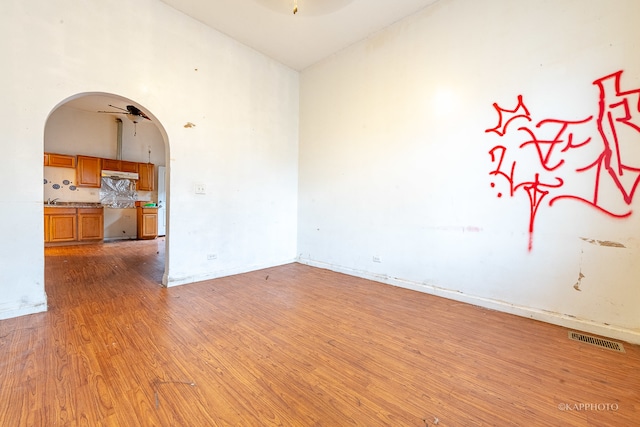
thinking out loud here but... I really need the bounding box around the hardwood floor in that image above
[0,239,638,426]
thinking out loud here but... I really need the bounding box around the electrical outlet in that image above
[207,253,217,260]
[373,256,382,263]
[195,183,206,194]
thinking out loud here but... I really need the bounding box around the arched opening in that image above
[44,92,169,286]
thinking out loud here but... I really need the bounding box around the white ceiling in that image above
[61,94,156,126]
[59,0,440,114]
[158,0,441,70]
[63,94,135,113]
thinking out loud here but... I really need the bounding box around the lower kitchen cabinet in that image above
[136,207,158,239]
[45,208,77,243]
[78,208,104,241]
[45,206,103,244]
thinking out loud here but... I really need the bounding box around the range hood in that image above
[102,170,139,180]
[102,119,140,180]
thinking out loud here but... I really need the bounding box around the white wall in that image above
[298,0,640,343]
[5,0,637,345]
[0,0,298,319]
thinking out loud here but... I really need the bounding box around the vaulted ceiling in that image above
[60,1,441,115]
[159,0,441,70]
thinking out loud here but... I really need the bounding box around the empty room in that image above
[1,0,639,425]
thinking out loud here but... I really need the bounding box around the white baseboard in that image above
[165,258,298,287]
[103,237,137,242]
[0,300,47,321]
[297,258,640,346]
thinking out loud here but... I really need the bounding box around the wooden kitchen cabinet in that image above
[137,163,154,191]
[44,213,49,241]
[121,161,139,173]
[136,207,158,239]
[102,158,138,173]
[44,207,77,243]
[46,153,76,168]
[78,208,104,241]
[102,158,120,171]
[45,206,104,244]
[76,156,102,188]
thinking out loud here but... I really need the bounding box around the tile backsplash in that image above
[44,166,154,204]
[43,167,100,203]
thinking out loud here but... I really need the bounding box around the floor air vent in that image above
[568,331,625,353]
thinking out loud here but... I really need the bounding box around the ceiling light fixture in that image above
[127,113,142,136]
[253,0,354,17]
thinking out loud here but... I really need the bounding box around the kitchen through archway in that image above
[44,92,170,286]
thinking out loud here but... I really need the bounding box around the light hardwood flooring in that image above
[0,239,638,426]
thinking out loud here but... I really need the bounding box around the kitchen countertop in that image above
[44,202,104,208]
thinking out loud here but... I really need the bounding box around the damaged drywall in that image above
[580,237,626,248]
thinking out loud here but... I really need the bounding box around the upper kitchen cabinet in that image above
[44,153,76,168]
[121,161,139,173]
[101,158,119,171]
[102,158,139,173]
[137,163,154,191]
[76,155,102,188]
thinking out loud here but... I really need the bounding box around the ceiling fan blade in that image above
[126,105,151,121]
[108,104,130,112]
[97,105,151,121]
[97,110,127,114]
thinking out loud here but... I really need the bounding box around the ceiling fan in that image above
[98,104,151,122]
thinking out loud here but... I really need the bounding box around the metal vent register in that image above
[568,331,625,353]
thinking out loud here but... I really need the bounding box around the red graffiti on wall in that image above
[485,70,640,250]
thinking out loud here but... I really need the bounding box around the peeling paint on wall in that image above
[184,122,196,128]
[573,272,585,291]
[580,237,626,248]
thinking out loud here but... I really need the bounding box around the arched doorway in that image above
[44,92,169,285]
